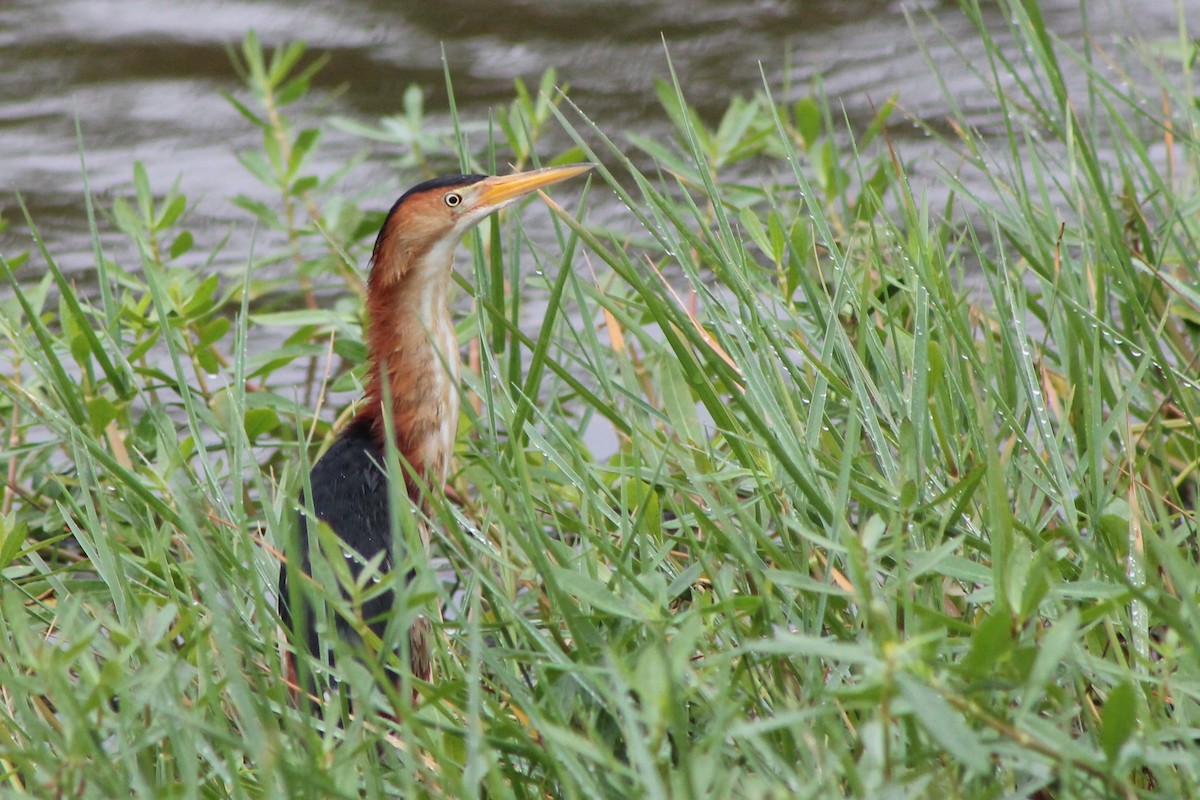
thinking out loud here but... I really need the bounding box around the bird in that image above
[278,163,592,701]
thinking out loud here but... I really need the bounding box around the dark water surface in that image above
[0,0,1182,274]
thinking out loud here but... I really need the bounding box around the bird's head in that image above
[369,163,593,290]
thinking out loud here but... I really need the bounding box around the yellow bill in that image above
[474,163,594,209]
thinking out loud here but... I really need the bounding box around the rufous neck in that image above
[357,255,460,489]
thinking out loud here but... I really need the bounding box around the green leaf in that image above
[659,357,703,447]
[1017,543,1054,620]
[182,274,221,317]
[653,79,711,157]
[267,41,307,87]
[403,83,423,121]
[926,339,944,393]
[766,209,786,263]
[291,175,319,194]
[241,30,266,83]
[68,331,91,369]
[169,230,194,260]
[196,347,220,374]
[237,148,279,189]
[535,67,558,119]
[854,163,890,221]
[133,161,153,220]
[288,128,321,176]
[713,95,761,165]
[0,516,29,571]
[1099,681,1137,762]
[1018,609,1078,713]
[276,75,310,106]
[112,196,142,237]
[86,395,120,435]
[962,611,1012,677]
[860,95,897,148]
[740,206,773,259]
[231,195,282,229]
[548,146,588,167]
[654,79,689,135]
[197,317,232,349]
[126,329,160,362]
[155,194,187,230]
[793,97,821,148]
[249,309,347,328]
[898,676,990,773]
[243,407,280,439]
[222,91,266,129]
[550,566,643,620]
[625,133,695,180]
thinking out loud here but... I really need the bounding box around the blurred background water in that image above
[0,0,1183,276]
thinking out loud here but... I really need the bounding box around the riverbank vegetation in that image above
[2,1,1198,797]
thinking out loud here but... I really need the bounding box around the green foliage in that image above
[3,7,1200,798]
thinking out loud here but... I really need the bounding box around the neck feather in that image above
[357,237,461,492]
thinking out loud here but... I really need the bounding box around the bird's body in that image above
[278,165,590,698]
[280,416,390,658]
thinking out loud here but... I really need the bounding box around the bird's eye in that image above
[444,192,462,208]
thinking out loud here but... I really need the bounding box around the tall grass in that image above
[2,3,1199,797]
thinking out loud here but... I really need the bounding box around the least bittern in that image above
[278,164,592,698]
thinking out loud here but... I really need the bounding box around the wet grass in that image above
[2,2,1200,797]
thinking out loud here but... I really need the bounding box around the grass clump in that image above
[3,3,1200,797]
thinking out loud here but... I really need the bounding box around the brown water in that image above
[0,0,1183,276]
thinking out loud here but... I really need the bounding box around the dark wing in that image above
[278,417,404,659]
